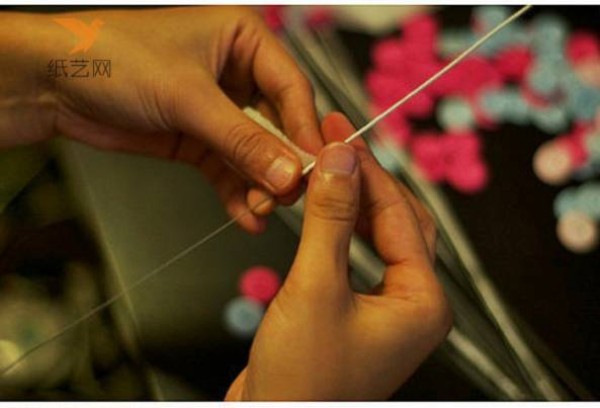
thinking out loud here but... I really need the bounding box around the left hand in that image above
[0,6,322,233]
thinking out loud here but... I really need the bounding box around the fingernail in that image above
[320,143,356,175]
[266,156,297,190]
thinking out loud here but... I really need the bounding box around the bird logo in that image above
[53,18,104,54]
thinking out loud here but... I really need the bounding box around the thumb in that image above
[225,368,247,401]
[292,142,360,287]
[175,85,303,196]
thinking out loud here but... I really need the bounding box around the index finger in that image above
[252,23,323,155]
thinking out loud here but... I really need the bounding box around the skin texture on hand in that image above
[0,6,322,233]
[226,113,452,401]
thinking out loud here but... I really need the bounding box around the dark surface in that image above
[339,5,600,400]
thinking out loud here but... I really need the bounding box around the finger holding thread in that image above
[320,113,437,258]
[247,188,276,216]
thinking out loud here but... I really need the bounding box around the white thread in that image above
[0,214,245,377]
[302,4,532,176]
[244,107,316,168]
[0,5,532,378]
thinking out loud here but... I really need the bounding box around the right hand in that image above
[226,113,452,400]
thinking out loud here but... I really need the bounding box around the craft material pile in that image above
[364,7,600,253]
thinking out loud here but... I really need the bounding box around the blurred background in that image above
[0,4,599,401]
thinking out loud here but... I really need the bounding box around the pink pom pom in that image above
[239,266,281,304]
[458,57,503,96]
[379,107,412,146]
[446,157,489,193]
[403,14,438,54]
[567,31,600,65]
[404,88,435,119]
[495,46,533,82]
[429,61,463,96]
[372,38,406,73]
[411,133,446,182]
[432,57,501,97]
[366,71,409,107]
[403,13,438,40]
[404,59,443,90]
[400,40,438,63]
[442,131,482,166]
[368,71,433,119]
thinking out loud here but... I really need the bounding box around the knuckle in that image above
[365,192,406,220]
[276,74,313,105]
[309,186,357,223]
[226,122,267,168]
